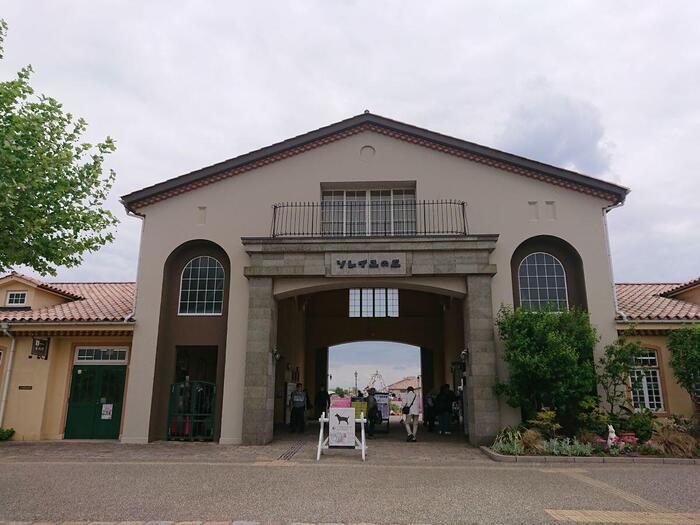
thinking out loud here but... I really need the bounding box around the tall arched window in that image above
[178,256,225,315]
[517,252,568,310]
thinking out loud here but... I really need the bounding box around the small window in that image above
[630,350,664,412]
[517,252,568,310]
[178,256,225,315]
[348,288,399,318]
[6,291,27,306]
[75,346,129,364]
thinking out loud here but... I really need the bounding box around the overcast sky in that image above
[3,1,699,286]
[329,342,420,391]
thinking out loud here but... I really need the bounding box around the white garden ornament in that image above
[606,424,617,447]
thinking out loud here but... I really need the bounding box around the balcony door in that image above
[321,189,416,236]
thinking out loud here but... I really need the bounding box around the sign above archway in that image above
[331,252,407,276]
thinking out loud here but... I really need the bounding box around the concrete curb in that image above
[479,446,699,465]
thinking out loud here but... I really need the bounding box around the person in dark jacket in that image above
[289,383,307,433]
[436,384,455,435]
[366,388,379,438]
[315,386,330,418]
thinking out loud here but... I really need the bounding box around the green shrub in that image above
[491,441,524,455]
[494,305,598,434]
[527,409,562,439]
[621,410,655,442]
[540,437,592,456]
[493,425,522,446]
[668,325,700,405]
[0,428,15,441]
[577,396,610,435]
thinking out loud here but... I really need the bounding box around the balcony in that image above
[269,200,468,238]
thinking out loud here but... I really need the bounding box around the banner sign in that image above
[374,393,390,421]
[351,397,367,419]
[328,407,356,448]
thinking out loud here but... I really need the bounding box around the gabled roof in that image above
[121,112,629,211]
[0,271,83,300]
[0,277,135,324]
[661,276,700,298]
[615,283,700,322]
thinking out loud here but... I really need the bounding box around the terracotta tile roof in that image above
[387,376,421,391]
[0,281,135,323]
[662,276,700,297]
[615,283,700,321]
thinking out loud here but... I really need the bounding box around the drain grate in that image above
[277,440,305,460]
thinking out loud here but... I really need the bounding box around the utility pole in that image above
[354,370,358,394]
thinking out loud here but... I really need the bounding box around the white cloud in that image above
[2,1,700,284]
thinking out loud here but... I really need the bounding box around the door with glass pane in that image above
[65,365,126,439]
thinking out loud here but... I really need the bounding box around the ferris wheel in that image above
[365,370,388,393]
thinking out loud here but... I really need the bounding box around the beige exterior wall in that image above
[0,282,66,311]
[123,130,620,444]
[0,332,132,440]
[674,287,700,305]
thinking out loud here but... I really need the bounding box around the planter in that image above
[619,432,637,442]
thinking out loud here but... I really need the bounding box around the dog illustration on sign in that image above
[335,413,350,425]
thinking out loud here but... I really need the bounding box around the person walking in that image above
[436,384,455,435]
[289,382,307,433]
[402,386,419,442]
[314,386,330,419]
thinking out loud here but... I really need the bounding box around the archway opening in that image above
[273,286,468,442]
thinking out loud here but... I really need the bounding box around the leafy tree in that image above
[668,325,700,405]
[596,332,644,417]
[333,386,346,396]
[0,20,117,276]
[494,305,598,433]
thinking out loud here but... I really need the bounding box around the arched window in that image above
[178,256,225,315]
[517,252,568,310]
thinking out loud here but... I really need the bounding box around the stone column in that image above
[242,277,277,445]
[464,274,500,445]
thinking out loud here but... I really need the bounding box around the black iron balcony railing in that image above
[270,200,468,238]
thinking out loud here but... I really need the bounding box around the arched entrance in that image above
[271,287,467,438]
[240,235,501,445]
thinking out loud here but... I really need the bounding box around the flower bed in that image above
[489,423,700,460]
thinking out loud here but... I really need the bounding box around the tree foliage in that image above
[494,305,598,433]
[668,325,700,404]
[0,20,117,276]
[596,332,644,417]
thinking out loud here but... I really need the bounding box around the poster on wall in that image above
[328,407,355,448]
[101,403,113,420]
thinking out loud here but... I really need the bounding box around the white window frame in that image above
[349,288,399,318]
[517,252,569,311]
[5,290,28,306]
[178,255,225,316]
[321,188,416,236]
[629,349,665,412]
[74,346,129,365]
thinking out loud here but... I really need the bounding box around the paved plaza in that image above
[1,430,699,525]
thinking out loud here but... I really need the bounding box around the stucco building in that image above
[116,112,628,446]
[0,272,134,440]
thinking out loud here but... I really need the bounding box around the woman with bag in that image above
[402,386,419,442]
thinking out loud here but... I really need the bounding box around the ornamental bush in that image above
[494,305,598,434]
[667,325,700,405]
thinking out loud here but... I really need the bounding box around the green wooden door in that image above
[64,365,126,439]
